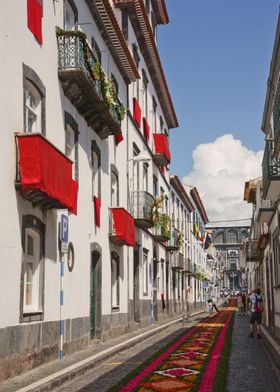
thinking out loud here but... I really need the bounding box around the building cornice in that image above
[114,0,178,129]
[85,0,140,84]
[190,187,209,224]
[170,176,195,212]
[151,0,169,25]
[261,12,280,134]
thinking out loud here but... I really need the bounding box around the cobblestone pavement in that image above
[227,313,280,392]
[52,324,190,392]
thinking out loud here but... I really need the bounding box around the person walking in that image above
[241,292,247,315]
[248,288,264,339]
[237,293,243,315]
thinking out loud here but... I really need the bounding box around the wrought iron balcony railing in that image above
[130,191,154,228]
[165,227,180,251]
[262,140,280,200]
[245,240,260,262]
[152,213,171,242]
[57,31,124,138]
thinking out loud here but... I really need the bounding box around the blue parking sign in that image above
[60,214,68,243]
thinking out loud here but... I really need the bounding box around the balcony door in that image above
[133,245,140,322]
[90,250,101,339]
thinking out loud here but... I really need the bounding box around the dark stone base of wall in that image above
[0,317,89,383]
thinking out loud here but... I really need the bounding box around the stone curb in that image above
[15,311,205,392]
[262,327,280,371]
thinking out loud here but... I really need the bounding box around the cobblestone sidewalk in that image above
[227,313,280,392]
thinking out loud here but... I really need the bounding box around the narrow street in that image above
[1,310,279,392]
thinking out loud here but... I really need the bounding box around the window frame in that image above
[20,215,45,322]
[23,64,46,136]
[111,252,120,310]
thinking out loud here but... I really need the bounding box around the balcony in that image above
[130,191,154,228]
[152,134,171,166]
[165,227,180,251]
[57,31,124,139]
[245,240,260,262]
[256,199,275,223]
[183,258,195,275]
[109,208,135,247]
[273,83,280,156]
[15,133,78,213]
[262,140,280,200]
[152,213,171,242]
[172,252,184,270]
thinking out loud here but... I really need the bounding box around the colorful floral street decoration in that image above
[113,310,234,392]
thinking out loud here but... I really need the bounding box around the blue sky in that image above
[158,0,279,179]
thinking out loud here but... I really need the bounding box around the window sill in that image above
[112,307,120,312]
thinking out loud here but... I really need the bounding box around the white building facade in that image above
[0,0,186,381]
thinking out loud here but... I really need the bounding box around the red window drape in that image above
[133,98,141,129]
[111,208,135,247]
[153,134,171,164]
[17,134,78,214]
[143,118,150,141]
[93,196,101,227]
[27,0,43,45]
[115,132,124,145]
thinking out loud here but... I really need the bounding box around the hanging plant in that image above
[177,231,184,247]
[116,103,126,121]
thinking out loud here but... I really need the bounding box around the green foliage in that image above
[56,27,126,121]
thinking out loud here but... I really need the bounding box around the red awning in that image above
[111,208,135,246]
[143,117,150,140]
[17,133,78,214]
[133,98,142,129]
[153,133,171,163]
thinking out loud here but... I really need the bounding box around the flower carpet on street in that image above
[114,309,234,392]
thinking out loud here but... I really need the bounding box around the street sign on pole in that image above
[60,214,68,253]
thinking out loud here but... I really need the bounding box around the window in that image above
[111,252,120,309]
[151,11,157,39]
[133,144,140,192]
[91,37,102,63]
[27,0,43,44]
[143,249,149,295]
[132,44,140,68]
[153,175,158,197]
[152,96,157,132]
[145,0,150,14]
[160,116,164,132]
[23,64,46,135]
[92,141,101,198]
[64,0,78,31]
[111,168,119,207]
[21,215,45,321]
[160,260,164,293]
[214,232,223,244]
[273,231,280,286]
[23,229,40,313]
[121,9,129,40]
[65,112,78,181]
[111,73,119,95]
[227,230,237,244]
[24,80,42,133]
[142,70,148,118]
[143,163,149,192]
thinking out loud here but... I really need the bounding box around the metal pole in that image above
[59,254,64,359]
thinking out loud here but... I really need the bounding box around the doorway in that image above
[90,250,101,339]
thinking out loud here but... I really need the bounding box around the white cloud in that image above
[182,134,263,223]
